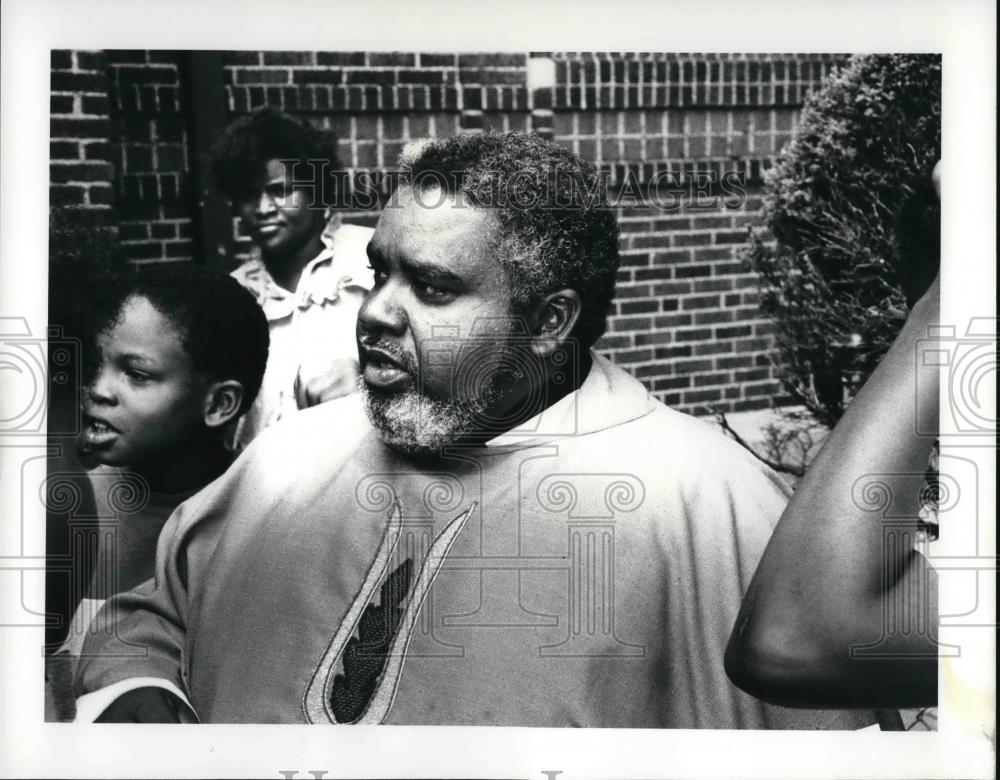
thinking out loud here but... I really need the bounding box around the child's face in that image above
[82,295,209,468]
[236,158,326,260]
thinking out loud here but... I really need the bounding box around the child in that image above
[209,107,374,450]
[46,265,269,719]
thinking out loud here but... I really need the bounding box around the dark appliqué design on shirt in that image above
[302,500,477,724]
[329,558,414,723]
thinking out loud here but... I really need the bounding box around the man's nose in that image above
[358,282,407,336]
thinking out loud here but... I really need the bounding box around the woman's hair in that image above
[208,107,341,204]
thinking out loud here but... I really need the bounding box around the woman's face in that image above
[236,158,326,261]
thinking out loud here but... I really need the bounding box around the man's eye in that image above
[125,369,150,382]
[416,282,453,301]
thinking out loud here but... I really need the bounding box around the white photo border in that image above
[1,0,995,777]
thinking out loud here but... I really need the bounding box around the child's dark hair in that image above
[208,107,341,204]
[95,265,269,414]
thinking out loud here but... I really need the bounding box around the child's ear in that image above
[203,381,246,429]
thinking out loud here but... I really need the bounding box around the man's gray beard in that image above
[360,376,507,457]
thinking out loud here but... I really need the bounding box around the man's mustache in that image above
[357,333,418,375]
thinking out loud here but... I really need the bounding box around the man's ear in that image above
[203,380,246,429]
[528,288,583,359]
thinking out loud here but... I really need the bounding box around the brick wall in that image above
[49,50,115,209]
[49,50,849,414]
[105,50,194,263]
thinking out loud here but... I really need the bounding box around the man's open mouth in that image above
[361,346,413,391]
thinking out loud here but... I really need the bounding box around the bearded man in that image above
[74,132,876,729]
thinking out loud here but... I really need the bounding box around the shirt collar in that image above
[484,352,657,448]
[235,213,350,316]
[484,387,580,447]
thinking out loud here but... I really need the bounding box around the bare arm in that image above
[725,166,943,709]
[94,686,184,723]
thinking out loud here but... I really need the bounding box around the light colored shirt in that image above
[229,216,374,450]
[75,354,876,729]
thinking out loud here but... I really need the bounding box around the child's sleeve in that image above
[72,580,192,721]
[72,471,230,722]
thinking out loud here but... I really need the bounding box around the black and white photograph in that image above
[0,1,995,778]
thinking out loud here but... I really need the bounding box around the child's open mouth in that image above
[83,414,119,446]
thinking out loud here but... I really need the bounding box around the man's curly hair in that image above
[398,132,620,349]
[208,107,341,203]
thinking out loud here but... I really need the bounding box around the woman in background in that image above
[209,107,374,449]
